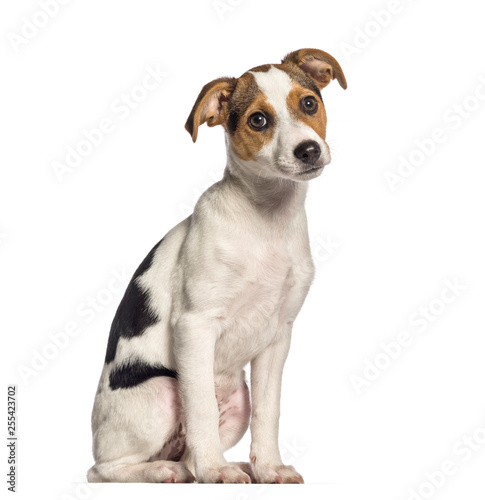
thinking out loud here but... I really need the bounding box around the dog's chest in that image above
[212,238,304,373]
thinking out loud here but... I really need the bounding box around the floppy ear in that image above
[185,77,237,142]
[282,48,347,90]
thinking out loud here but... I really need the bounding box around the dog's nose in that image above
[293,140,321,165]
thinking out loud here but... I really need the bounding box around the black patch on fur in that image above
[227,73,261,135]
[104,239,164,364]
[109,359,177,390]
[227,110,239,135]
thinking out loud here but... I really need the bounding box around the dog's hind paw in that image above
[196,463,251,484]
[156,462,196,483]
[228,462,256,482]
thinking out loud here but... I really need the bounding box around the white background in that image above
[1,0,485,499]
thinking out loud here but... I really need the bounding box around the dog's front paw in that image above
[251,463,304,484]
[196,463,252,484]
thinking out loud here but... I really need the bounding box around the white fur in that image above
[88,64,330,485]
[250,66,331,179]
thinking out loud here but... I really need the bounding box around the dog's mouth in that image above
[298,164,325,175]
[274,158,327,181]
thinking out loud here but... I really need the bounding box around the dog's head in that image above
[185,48,347,181]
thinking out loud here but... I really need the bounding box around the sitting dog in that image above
[87,48,347,484]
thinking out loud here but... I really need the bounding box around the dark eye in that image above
[248,112,268,130]
[301,96,318,114]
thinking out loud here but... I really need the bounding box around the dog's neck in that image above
[224,145,308,219]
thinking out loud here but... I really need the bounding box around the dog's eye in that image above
[248,112,268,130]
[301,96,318,115]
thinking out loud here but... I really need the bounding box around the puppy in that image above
[87,48,347,484]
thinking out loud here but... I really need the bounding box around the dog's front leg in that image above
[174,314,251,484]
[249,329,304,484]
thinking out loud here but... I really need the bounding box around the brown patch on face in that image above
[286,82,327,142]
[246,64,272,74]
[273,63,322,99]
[225,72,276,161]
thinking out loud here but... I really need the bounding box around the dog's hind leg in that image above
[87,458,194,483]
[87,375,194,483]
[217,380,253,481]
[217,380,251,452]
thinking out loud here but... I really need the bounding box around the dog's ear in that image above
[185,77,237,143]
[282,48,347,90]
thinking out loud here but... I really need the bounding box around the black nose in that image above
[293,140,321,165]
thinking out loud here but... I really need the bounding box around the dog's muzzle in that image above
[293,140,321,165]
